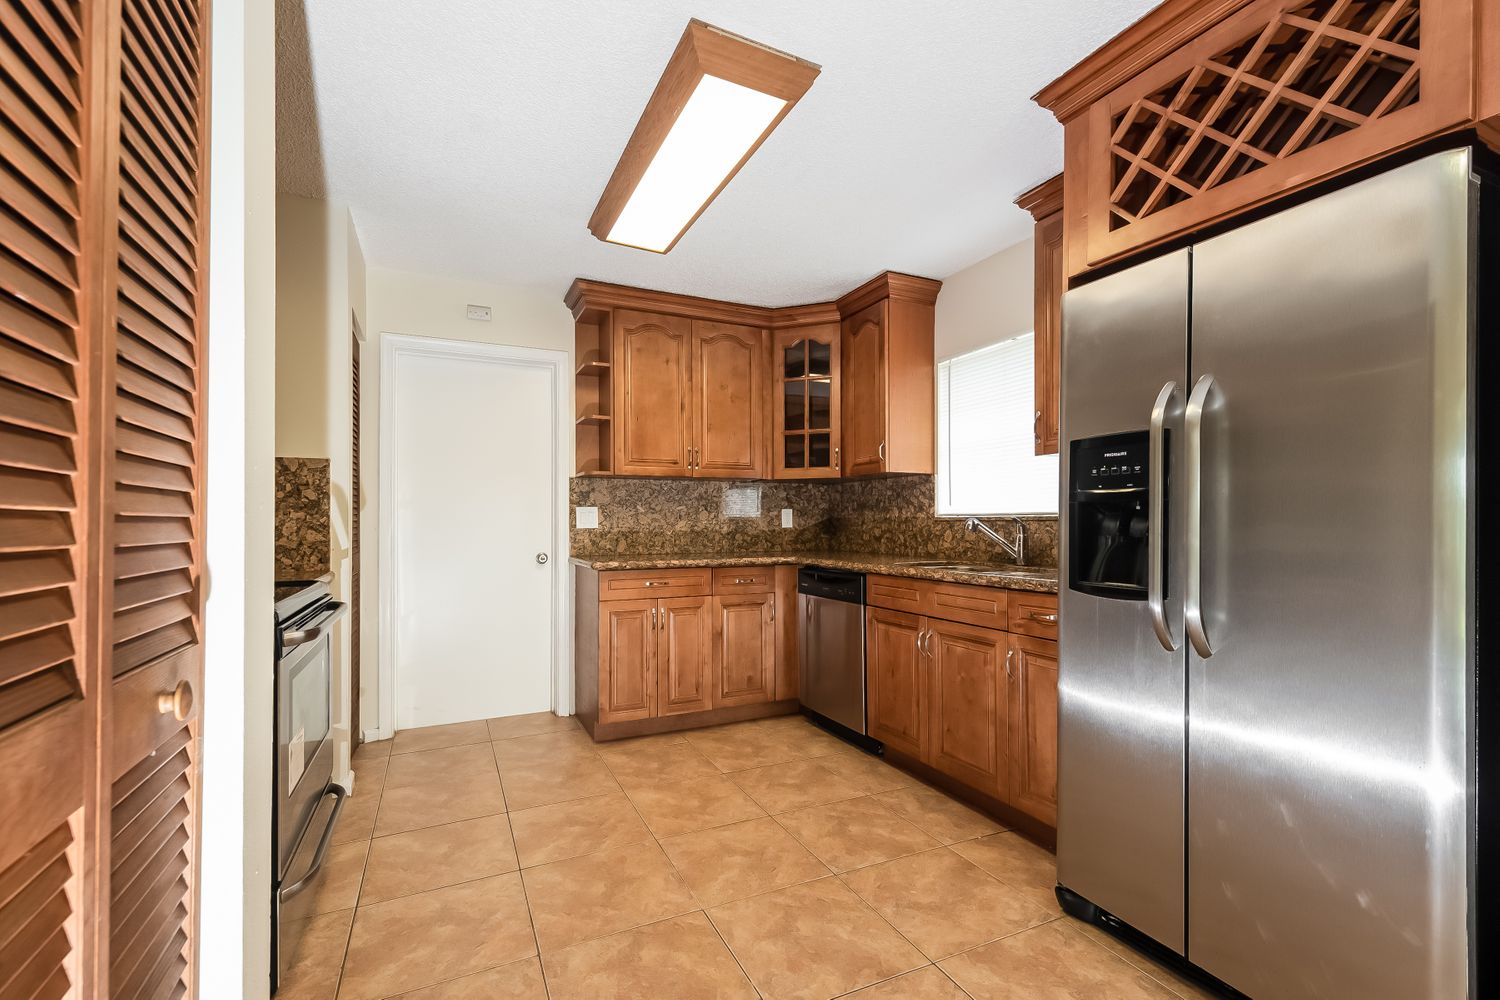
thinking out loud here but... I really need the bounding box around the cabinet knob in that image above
[156,680,194,722]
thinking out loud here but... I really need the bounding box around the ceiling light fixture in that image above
[589,19,820,254]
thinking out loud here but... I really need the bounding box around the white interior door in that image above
[391,347,555,729]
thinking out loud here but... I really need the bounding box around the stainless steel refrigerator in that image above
[1056,148,1489,999]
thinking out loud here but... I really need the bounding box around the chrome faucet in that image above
[966,516,1025,564]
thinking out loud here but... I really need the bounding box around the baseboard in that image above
[586,700,800,741]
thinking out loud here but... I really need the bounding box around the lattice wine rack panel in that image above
[1108,0,1422,230]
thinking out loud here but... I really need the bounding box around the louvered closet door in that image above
[107,0,208,997]
[0,0,97,995]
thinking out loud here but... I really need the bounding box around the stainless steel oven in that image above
[271,576,347,992]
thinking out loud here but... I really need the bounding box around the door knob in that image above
[157,679,194,721]
[536,552,549,564]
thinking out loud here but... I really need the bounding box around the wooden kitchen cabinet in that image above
[567,276,938,480]
[866,606,928,759]
[866,575,1059,831]
[614,309,693,476]
[1017,175,1064,457]
[692,320,766,478]
[837,273,941,477]
[1008,633,1059,826]
[598,600,657,724]
[712,592,776,708]
[658,597,713,716]
[1035,0,1486,277]
[576,564,797,739]
[773,325,842,479]
[928,619,1010,801]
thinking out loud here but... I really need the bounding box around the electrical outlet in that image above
[575,506,599,529]
[781,508,794,528]
[466,304,492,322]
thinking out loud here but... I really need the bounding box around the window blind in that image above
[937,335,1059,515]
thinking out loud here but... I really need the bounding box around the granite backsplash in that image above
[570,475,1058,567]
[276,457,331,580]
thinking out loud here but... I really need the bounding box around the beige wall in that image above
[275,193,367,787]
[360,268,575,736]
[201,0,276,994]
[935,236,1034,361]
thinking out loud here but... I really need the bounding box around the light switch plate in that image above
[575,506,599,529]
[781,508,794,528]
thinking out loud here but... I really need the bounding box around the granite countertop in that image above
[570,551,1059,593]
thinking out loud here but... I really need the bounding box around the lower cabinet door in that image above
[599,599,656,724]
[658,597,713,716]
[712,593,775,707]
[927,619,1009,800]
[866,606,926,759]
[1008,633,1059,824]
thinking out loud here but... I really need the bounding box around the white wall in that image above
[201,0,276,996]
[935,237,1035,360]
[361,268,574,737]
[275,193,366,786]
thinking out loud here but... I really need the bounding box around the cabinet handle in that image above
[770,594,776,623]
[1006,647,1014,680]
[1034,409,1042,445]
[651,607,657,629]
[1028,611,1059,625]
[878,441,885,463]
[918,628,929,657]
[834,446,840,472]
[734,577,756,585]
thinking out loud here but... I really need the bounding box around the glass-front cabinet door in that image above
[774,325,841,479]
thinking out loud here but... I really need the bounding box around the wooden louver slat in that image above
[0,821,75,1000]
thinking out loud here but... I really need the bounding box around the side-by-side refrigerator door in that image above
[1057,248,1189,955]
[1186,149,1474,1000]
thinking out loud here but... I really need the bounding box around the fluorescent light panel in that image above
[607,76,786,252]
[589,20,819,254]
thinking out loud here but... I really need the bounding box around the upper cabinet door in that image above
[691,320,765,479]
[841,300,887,477]
[773,325,841,479]
[1034,211,1064,456]
[615,310,691,476]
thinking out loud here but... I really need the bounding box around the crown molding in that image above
[1015,174,1064,221]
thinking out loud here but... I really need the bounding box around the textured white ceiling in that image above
[277,0,1156,306]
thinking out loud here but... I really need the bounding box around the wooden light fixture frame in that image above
[589,19,821,253]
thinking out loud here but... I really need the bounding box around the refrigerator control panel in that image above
[1071,433,1150,493]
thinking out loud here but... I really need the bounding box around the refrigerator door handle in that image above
[1184,373,1215,659]
[1148,380,1179,652]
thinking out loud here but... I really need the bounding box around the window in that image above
[937,335,1059,515]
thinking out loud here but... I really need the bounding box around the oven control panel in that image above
[1071,432,1150,492]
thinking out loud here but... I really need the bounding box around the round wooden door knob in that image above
[156,679,194,721]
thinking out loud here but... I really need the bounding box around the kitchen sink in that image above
[894,560,1055,577]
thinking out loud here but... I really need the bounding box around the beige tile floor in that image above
[278,711,1217,1000]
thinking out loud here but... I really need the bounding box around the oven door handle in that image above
[282,601,348,649]
[278,783,348,903]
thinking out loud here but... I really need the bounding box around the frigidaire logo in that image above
[1104,451,1127,457]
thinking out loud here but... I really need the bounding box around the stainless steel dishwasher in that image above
[797,567,866,736]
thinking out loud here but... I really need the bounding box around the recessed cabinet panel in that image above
[615,310,692,476]
[713,593,775,707]
[866,606,926,759]
[928,621,1009,800]
[692,320,765,478]
[658,597,713,716]
[600,600,656,724]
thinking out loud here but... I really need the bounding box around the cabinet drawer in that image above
[868,574,924,615]
[1007,592,1059,640]
[599,568,712,601]
[713,567,775,595]
[927,581,1009,632]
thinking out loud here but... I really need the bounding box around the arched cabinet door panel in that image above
[613,310,691,477]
